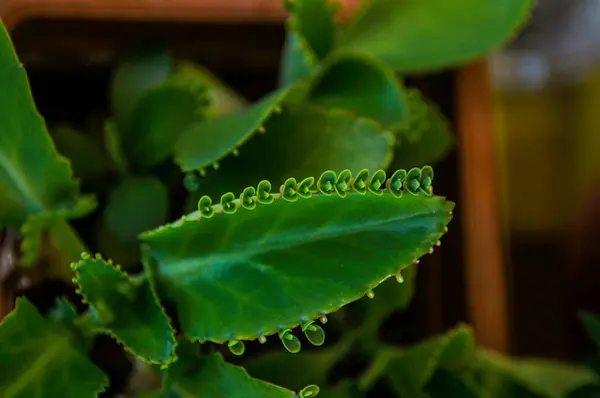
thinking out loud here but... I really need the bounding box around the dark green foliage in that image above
[0,1,572,397]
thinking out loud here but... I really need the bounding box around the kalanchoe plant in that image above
[2,0,581,397]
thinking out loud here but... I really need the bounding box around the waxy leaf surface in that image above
[0,21,83,227]
[0,298,108,397]
[74,256,177,364]
[165,343,297,398]
[142,178,453,344]
[336,0,532,72]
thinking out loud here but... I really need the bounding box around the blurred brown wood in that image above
[456,59,509,352]
[1,0,360,30]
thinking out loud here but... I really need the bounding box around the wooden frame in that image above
[0,0,360,29]
[1,0,508,353]
[456,60,508,352]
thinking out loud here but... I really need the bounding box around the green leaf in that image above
[174,88,289,172]
[43,219,91,280]
[474,350,600,398]
[336,0,533,72]
[579,311,600,351]
[104,177,169,243]
[47,297,82,337]
[171,62,247,117]
[52,125,114,180]
[0,298,108,397]
[165,342,298,397]
[104,119,130,175]
[110,47,173,135]
[279,31,317,88]
[73,255,177,364]
[390,91,454,169]
[381,325,474,396]
[124,85,200,169]
[96,218,142,268]
[184,104,394,199]
[0,21,84,227]
[288,0,335,60]
[425,370,479,398]
[245,347,341,391]
[141,168,453,345]
[307,54,407,130]
[278,0,335,87]
[320,382,363,398]
[20,195,97,266]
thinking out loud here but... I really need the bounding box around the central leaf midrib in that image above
[4,337,67,397]
[159,201,448,278]
[0,149,44,213]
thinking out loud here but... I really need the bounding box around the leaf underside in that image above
[141,169,453,344]
[0,298,108,398]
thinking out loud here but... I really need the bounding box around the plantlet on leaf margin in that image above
[140,167,454,353]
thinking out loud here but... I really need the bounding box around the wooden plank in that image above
[455,59,509,352]
[1,0,359,30]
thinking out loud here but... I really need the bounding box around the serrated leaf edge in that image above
[175,88,290,175]
[19,195,97,266]
[141,167,453,345]
[71,254,178,366]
